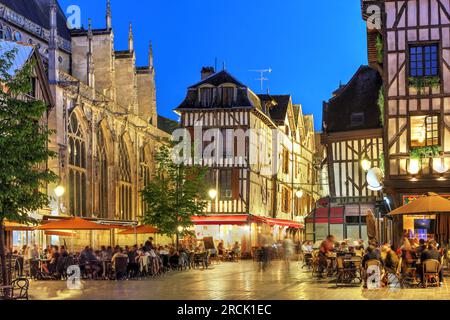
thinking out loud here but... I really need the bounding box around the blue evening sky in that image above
[59,0,368,131]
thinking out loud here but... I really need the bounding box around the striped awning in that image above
[191,215,303,228]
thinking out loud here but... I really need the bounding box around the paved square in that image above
[27,260,450,300]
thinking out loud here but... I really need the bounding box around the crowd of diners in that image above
[4,238,242,280]
[301,232,447,288]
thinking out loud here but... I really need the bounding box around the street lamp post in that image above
[176,225,184,250]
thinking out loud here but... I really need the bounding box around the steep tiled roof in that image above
[176,70,256,110]
[323,65,382,133]
[0,0,71,41]
[258,94,291,123]
[157,115,179,134]
[188,70,246,89]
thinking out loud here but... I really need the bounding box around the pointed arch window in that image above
[140,146,152,217]
[97,129,108,218]
[68,112,87,217]
[119,137,133,221]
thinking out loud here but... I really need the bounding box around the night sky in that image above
[59,0,368,131]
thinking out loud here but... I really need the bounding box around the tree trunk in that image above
[0,219,8,286]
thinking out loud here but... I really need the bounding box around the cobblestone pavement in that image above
[29,260,450,300]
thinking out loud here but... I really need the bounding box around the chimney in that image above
[201,66,215,80]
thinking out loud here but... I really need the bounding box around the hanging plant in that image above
[378,87,384,126]
[408,76,440,94]
[375,35,383,64]
[379,154,385,174]
[409,145,442,160]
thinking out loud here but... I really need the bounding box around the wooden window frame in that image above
[409,43,439,78]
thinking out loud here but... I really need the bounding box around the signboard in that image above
[403,194,450,205]
[203,237,215,250]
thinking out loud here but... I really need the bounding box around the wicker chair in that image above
[423,259,440,288]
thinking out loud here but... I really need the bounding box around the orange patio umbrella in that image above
[35,217,116,231]
[45,230,78,237]
[4,221,34,231]
[388,193,450,245]
[389,193,450,216]
[119,225,158,235]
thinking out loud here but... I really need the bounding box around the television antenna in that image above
[249,68,272,92]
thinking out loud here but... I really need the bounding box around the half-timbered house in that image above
[362,0,450,245]
[317,65,384,242]
[175,68,320,254]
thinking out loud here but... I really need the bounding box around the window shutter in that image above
[232,168,240,200]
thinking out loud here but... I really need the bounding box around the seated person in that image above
[111,248,129,270]
[381,245,399,273]
[217,241,225,256]
[416,239,427,256]
[362,246,384,288]
[48,246,60,274]
[59,246,69,258]
[419,240,443,286]
[127,245,140,276]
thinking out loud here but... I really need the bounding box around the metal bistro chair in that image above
[423,259,441,288]
[336,256,360,287]
[10,278,29,300]
[113,257,129,280]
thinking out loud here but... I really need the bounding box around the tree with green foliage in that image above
[141,145,208,246]
[0,46,58,285]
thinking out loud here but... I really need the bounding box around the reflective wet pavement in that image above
[29,260,450,300]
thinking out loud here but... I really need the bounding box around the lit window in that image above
[282,148,290,174]
[68,112,87,217]
[282,187,291,213]
[410,44,439,77]
[219,169,232,200]
[97,129,108,218]
[119,137,133,221]
[410,115,439,147]
[140,146,152,217]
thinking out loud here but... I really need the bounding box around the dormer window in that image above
[200,87,214,107]
[220,87,235,106]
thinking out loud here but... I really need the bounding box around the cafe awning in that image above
[191,215,303,228]
[305,207,345,224]
[389,193,450,216]
[119,225,158,235]
[191,215,251,226]
[265,218,304,229]
[35,217,116,231]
